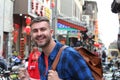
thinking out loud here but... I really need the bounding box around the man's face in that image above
[31,21,54,48]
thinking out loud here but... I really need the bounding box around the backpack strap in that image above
[51,45,67,70]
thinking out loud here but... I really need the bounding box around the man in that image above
[30,16,94,80]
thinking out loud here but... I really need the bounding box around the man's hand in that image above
[48,70,61,80]
[18,67,30,80]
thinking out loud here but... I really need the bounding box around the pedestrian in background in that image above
[30,16,94,80]
[27,45,41,80]
[102,50,107,64]
[93,49,99,57]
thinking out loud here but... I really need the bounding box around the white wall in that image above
[0,0,13,56]
[0,0,4,55]
[4,0,14,32]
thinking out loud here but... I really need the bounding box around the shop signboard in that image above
[57,23,76,31]
[57,23,78,37]
[14,0,52,19]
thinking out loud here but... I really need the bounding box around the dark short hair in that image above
[30,16,50,26]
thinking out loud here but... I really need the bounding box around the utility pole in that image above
[51,0,57,39]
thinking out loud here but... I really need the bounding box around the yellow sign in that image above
[44,7,52,20]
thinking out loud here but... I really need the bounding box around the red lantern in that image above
[24,37,27,44]
[26,17,31,25]
[51,1,55,8]
[13,30,18,43]
[25,26,31,35]
[14,24,19,29]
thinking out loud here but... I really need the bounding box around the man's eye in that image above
[41,28,47,31]
[32,29,38,33]
[41,29,45,31]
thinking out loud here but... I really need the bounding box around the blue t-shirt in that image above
[38,41,94,80]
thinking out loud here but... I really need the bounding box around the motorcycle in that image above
[112,69,120,80]
[0,57,8,71]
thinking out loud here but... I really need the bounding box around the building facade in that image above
[54,0,86,46]
[13,0,52,58]
[0,0,99,58]
[0,0,14,59]
[111,0,120,51]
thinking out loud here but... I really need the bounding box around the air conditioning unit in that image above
[82,15,90,26]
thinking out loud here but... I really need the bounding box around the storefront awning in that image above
[58,18,86,31]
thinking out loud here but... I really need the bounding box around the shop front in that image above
[13,0,52,58]
[57,23,78,46]
[57,18,86,47]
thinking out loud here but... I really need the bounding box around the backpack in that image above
[51,46,103,80]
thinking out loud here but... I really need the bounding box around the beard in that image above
[33,35,51,48]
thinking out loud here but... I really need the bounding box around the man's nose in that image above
[37,30,42,35]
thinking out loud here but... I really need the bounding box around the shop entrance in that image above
[3,32,8,58]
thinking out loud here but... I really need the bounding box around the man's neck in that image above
[42,39,56,56]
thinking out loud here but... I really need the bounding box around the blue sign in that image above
[57,23,69,28]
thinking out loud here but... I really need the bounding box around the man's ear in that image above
[50,29,54,37]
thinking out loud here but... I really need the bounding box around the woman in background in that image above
[27,46,41,80]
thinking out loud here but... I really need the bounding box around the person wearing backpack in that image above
[30,16,94,80]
